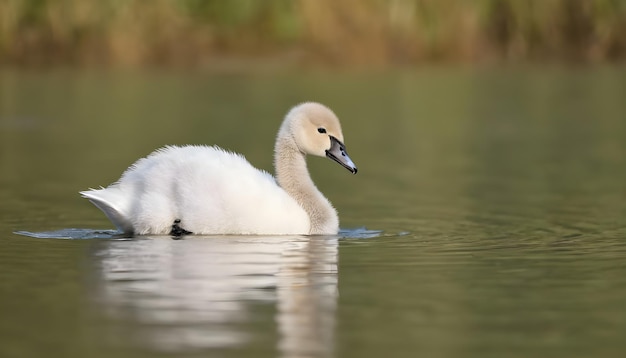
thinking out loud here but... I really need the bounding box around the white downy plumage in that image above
[81,102,357,236]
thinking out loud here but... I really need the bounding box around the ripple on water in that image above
[14,226,390,240]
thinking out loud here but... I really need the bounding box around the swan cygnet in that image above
[80,102,357,236]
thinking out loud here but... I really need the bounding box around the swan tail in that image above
[80,187,134,235]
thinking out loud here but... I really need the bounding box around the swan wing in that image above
[82,145,310,235]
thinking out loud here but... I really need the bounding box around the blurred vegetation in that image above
[1,0,625,67]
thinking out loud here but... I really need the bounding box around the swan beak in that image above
[326,136,358,174]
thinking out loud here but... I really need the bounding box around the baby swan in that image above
[80,102,357,236]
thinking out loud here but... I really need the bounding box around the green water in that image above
[1,67,626,358]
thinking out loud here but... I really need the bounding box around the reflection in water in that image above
[92,236,338,357]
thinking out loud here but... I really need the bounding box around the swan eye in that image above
[317,128,327,134]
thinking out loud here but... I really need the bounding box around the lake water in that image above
[1,67,625,358]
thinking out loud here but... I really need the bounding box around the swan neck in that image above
[274,137,338,234]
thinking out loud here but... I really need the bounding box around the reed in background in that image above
[1,0,625,67]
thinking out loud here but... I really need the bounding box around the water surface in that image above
[1,67,626,357]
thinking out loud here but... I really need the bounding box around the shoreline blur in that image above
[1,0,625,69]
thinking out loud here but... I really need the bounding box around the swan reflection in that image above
[92,235,338,357]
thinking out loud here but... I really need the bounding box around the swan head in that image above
[284,102,358,174]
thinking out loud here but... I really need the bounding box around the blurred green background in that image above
[1,0,625,68]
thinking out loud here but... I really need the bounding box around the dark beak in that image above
[325,136,358,174]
